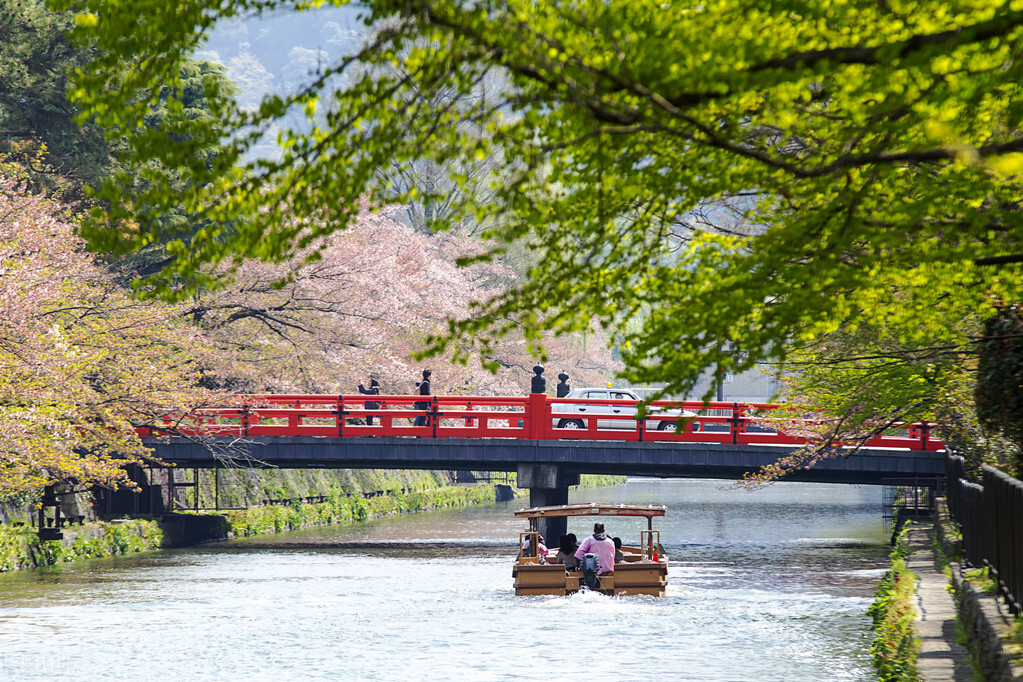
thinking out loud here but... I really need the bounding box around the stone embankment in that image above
[0,480,534,573]
[0,518,164,571]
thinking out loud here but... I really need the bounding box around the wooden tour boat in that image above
[512,503,669,597]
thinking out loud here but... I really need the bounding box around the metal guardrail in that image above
[946,456,1023,614]
[882,477,942,533]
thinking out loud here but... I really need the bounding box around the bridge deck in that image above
[145,436,946,486]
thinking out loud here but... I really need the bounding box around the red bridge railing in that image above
[136,394,945,452]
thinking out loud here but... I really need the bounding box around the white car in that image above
[551,388,696,431]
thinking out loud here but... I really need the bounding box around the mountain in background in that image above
[200,6,366,158]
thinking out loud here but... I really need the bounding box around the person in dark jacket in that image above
[556,533,580,571]
[357,377,381,426]
[413,369,431,426]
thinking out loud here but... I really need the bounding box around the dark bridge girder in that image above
[143,436,945,482]
[515,463,580,545]
[144,436,945,483]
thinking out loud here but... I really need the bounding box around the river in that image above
[0,478,890,681]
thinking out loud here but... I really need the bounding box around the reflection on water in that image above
[0,479,888,681]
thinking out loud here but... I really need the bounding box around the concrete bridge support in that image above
[517,463,579,543]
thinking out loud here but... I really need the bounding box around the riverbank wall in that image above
[221,483,505,539]
[212,474,624,541]
[0,518,164,572]
[870,499,1023,681]
[0,485,505,571]
[0,474,623,572]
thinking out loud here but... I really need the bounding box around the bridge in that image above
[140,393,947,540]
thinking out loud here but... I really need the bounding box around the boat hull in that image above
[512,560,668,597]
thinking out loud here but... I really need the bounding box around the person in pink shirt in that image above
[574,522,616,574]
[522,533,549,561]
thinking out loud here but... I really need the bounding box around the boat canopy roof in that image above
[514,503,667,520]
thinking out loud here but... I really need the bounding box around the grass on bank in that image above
[0,519,163,572]
[868,527,921,682]
[225,484,499,536]
[220,474,622,537]
[0,486,495,570]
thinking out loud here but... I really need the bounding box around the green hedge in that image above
[0,475,620,568]
[225,485,498,537]
[223,476,625,538]
[0,520,164,572]
[868,531,920,681]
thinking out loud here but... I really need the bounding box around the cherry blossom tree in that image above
[190,203,620,396]
[0,167,224,496]
[1,158,619,499]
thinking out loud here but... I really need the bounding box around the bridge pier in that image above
[517,464,579,544]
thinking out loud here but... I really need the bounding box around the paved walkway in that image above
[904,525,973,681]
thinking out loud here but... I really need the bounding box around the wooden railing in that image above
[136,393,946,451]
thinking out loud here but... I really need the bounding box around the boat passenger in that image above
[556,534,580,570]
[521,533,549,562]
[574,523,616,574]
[612,536,624,564]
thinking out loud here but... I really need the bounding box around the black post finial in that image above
[556,372,570,398]
[530,364,546,394]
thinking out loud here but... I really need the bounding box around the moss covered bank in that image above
[223,483,501,537]
[0,519,164,572]
[1,474,624,572]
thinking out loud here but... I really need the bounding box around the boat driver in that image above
[574,522,616,574]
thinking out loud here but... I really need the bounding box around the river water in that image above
[0,479,890,681]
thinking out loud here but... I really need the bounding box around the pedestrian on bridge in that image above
[414,369,432,427]
[358,376,381,426]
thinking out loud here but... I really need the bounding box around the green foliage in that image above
[108,59,240,279]
[963,566,999,595]
[976,306,1023,451]
[577,474,627,488]
[102,521,161,555]
[754,321,976,479]
[868,533,921,681]
[225,486,498,538]
[0,519,164,572]
[177,468,454,510]
[55,0,1023,401]
[0,1,234,212]
[0,0,110,197]
[0,526,33,571]
[937,361,1023,480]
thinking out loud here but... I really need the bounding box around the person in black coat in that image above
[413,369,431,426]
[357,377,381,426]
